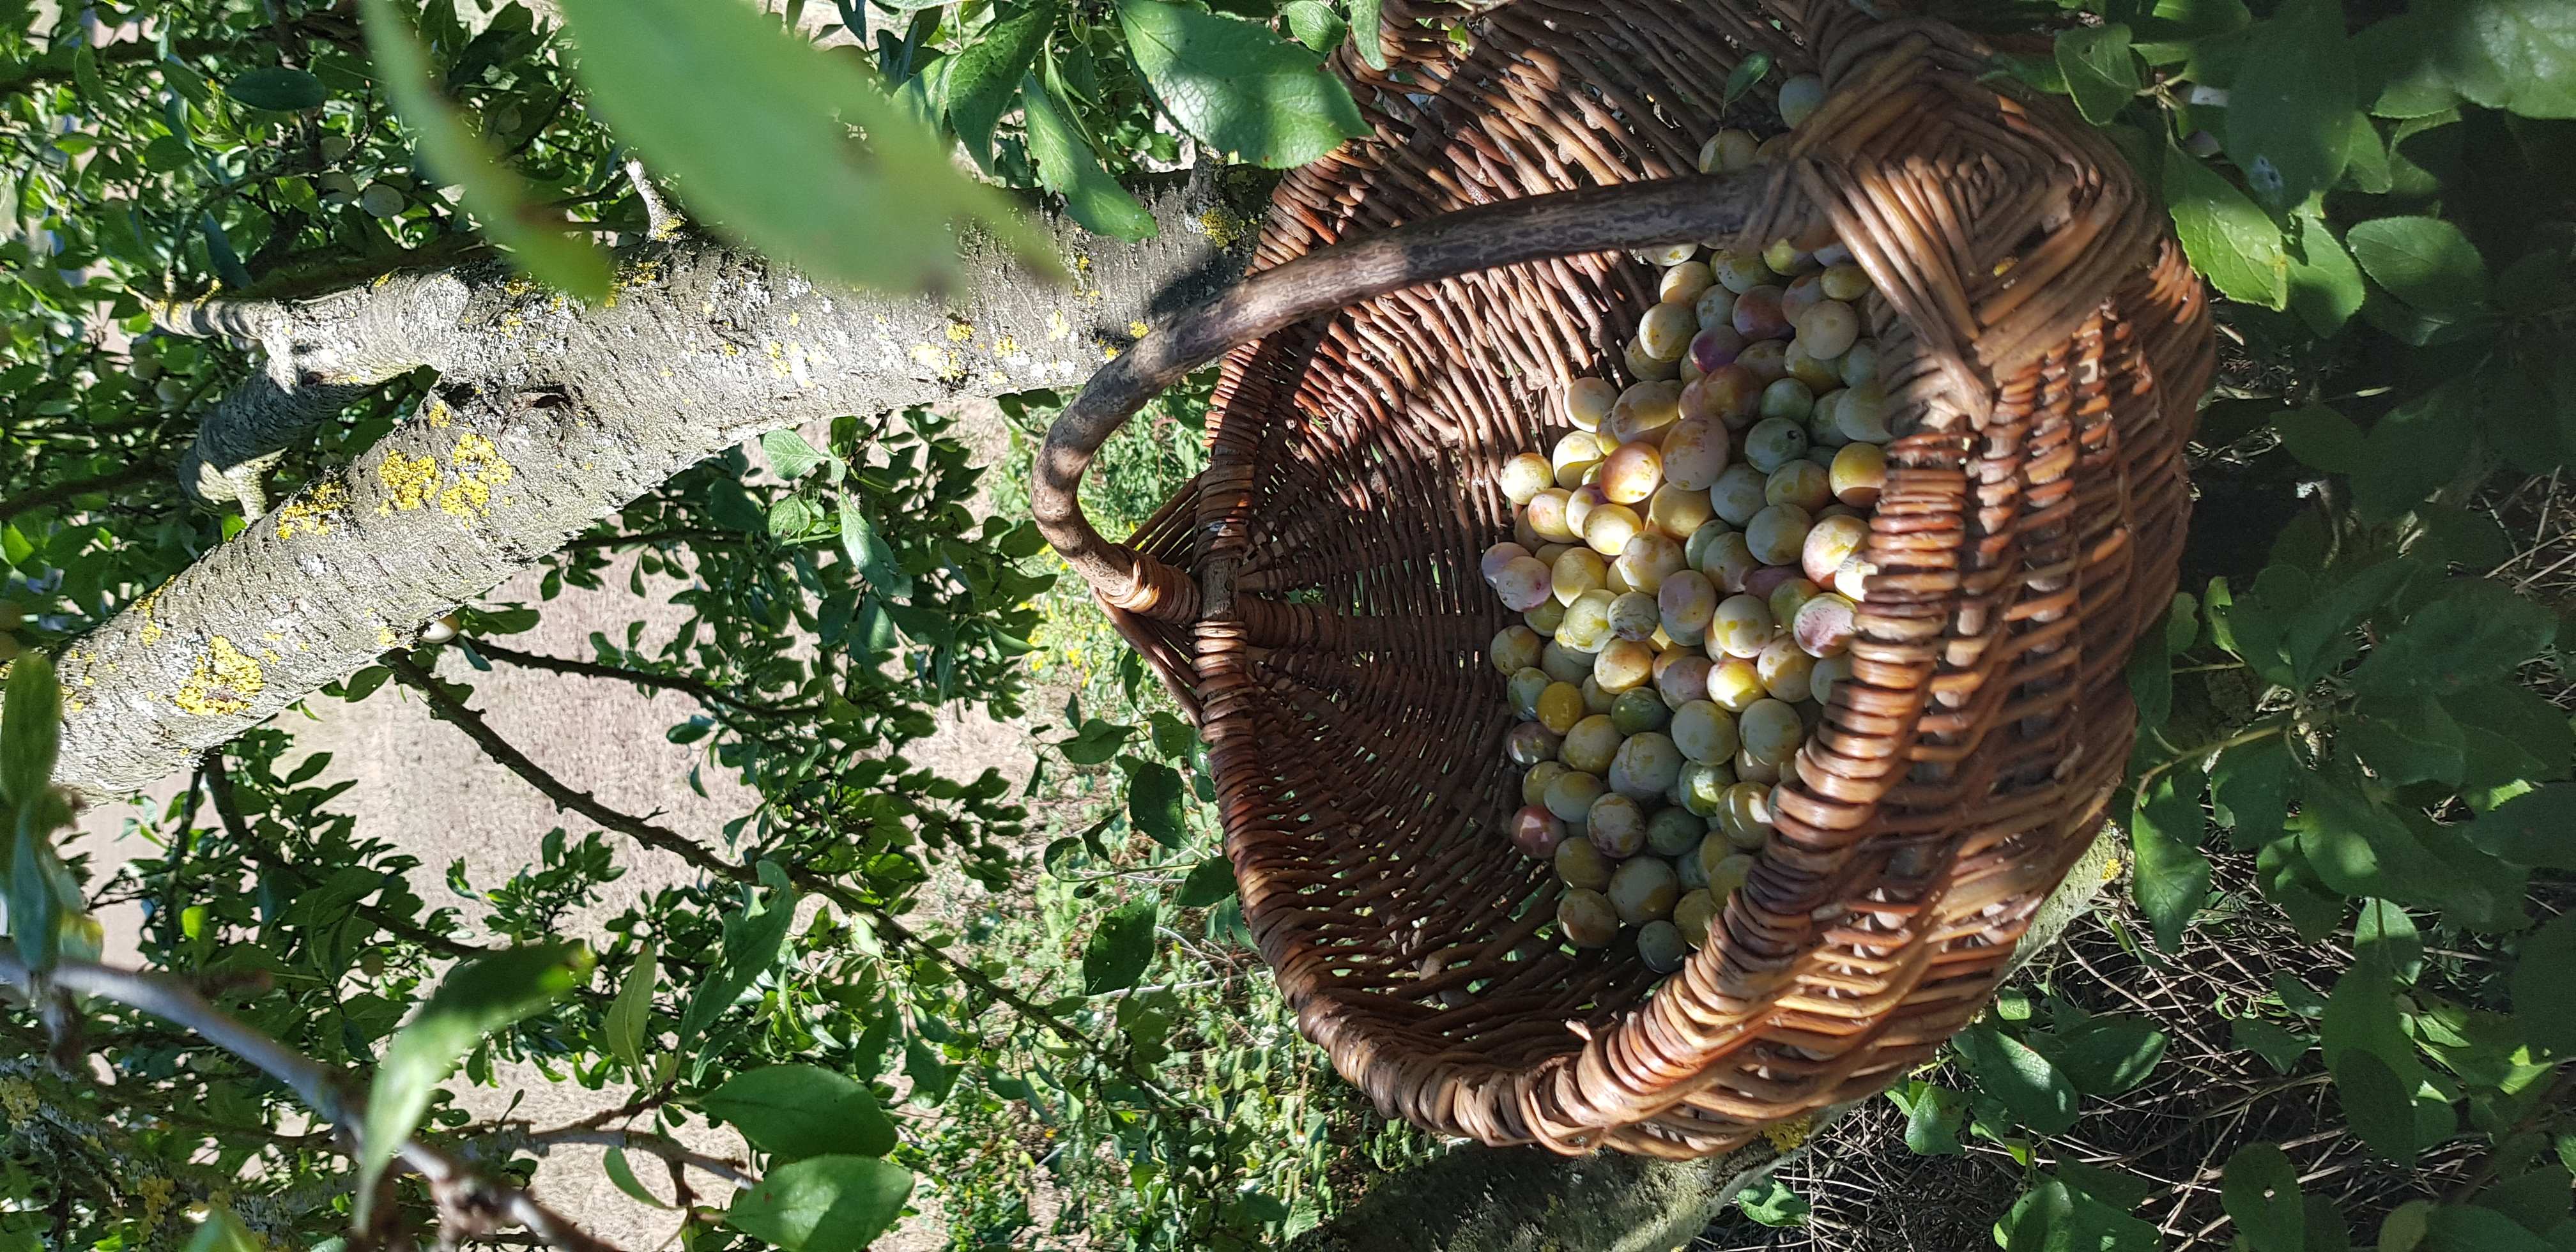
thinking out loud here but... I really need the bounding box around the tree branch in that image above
[503,1126,755,1191]
[379,651,1214,1131]
[57,176,1269,801]
[464,637,819,719]
[0,462,165,522]
[0,954,625,1252]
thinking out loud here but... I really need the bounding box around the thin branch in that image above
[0,954,625,1252]
[381,652,1212,1130]
[555,528,740,553]
[0,462,164,521]
[465,638,820,719]
[510,1127,755,1191]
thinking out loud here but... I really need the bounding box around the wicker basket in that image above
[1032,0,2214,1158]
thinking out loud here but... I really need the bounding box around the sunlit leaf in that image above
[359,944,593,1216]
[556,0,1057,293]
[1115,0,1368,168]
[358,0,613,298]
[726,1155,914,1252]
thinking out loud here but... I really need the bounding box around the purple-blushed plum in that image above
[1512,806,1568,859]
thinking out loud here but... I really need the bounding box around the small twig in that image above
[0,954,625,1252]
[621,157,681,240]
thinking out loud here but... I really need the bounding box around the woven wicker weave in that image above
[1033,0,2214,1157]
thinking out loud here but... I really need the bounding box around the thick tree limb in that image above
[0,953,624,1252]
[52,175,1268,800]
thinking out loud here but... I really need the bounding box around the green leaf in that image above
[2348,216,2491,315]
[1736,1176,1809,1227]
[2355,899,2424,982]
[767,495,818,541]
[1059,718,1131,765]
[1954,1023,2079,1136]
[2354,579,2554,697]
[2232,1017,2312,1073]
[2356,13,2460,118]
[2417,0,2576,120]
[2321,962,2444,1164]
[227,66,325,111]
[181,1209,262,1252]
[1345,0,1386,71]
[679,883,799,1045]
[1892,1081,1966,1155]
[1281,1,1346,54]
[701,1064,898,1161]
[2041,1015,2168,1096]
[2286,560,2414,684]
[2469,783,2576,868]
[1022,75,1157,241]
[946,1,1058,170]
[555,0,1055,294]
[2351,383,2478,521]
[1724,52,1774,107]
[2411,505,2516,572]
[2342,111,2394,192]
[1114,0,1368,169]
[604,941,658,1071]
[604,1146,673,1209]
[761,430,830,481]
[2000,1180,2161,1251]
[359,944,594,1216]
[7,818,66,975]
[2056,24,2140,124]
[2515,910,2576,1054]
[2225,0,2352,204]
[1,650,59,809]
[2347,695,2465,788]
[2335,1048,2424,1163]
[2274,403,2366,473]
[2131,765,2211,952]
[359,0,613,299]
[1126,761,1188,848]
[2212,733,2296,849]
[2224,1143,2307,1252]
[2424,1204,2555,1251]
[1081,897,1156,995]
[1176,856,1235,908]
[726,1154,914,1252]
[838,492,914,600]
[2164,144,2288,308]
[70,43,102,102]
[2380,1200,2437,1252]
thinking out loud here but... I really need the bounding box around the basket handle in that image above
[1032,168,1781,615]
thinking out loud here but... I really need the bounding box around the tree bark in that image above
[50,173,1271,800]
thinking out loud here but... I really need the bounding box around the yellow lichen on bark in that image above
[273,481,349,540]
[438,432,515,519]
[171,636,263,715]
[377,449,440,514]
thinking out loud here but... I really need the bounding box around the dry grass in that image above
[1697,848,2551,1251]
